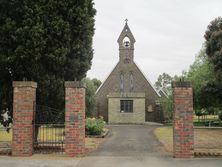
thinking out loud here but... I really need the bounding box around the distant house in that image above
[96,21,163,123]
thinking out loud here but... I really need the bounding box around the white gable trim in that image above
[157,88,168,98]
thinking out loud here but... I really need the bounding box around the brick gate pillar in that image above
[172,81,194,158]
[65,81,85,156]
[12,81,37,156]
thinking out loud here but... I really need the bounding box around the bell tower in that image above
[117,19,136,64]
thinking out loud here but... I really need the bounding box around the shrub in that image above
[86,117,105,135]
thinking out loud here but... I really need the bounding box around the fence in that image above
[34,124,65,154]
[34,105,65,154]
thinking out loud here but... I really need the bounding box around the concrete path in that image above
[89,124,166,157]
[1,124,222,167]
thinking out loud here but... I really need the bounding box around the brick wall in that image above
[172,81,194,158]
[12,81,37,156]
[65,81,85,157]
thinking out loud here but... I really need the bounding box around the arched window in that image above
[122,36,130,48]
[129,72,134,91]
[120,73,124,91]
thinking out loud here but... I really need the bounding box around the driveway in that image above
[89,124,166,157]
[1,124,222,167]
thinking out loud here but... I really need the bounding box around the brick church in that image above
[96,21,163,123]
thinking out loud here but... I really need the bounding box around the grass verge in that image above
[154,126,222,154]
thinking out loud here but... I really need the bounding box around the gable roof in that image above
[95,62,118,94]
[96,61,161,97]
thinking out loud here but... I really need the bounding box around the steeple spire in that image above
[117,19,136,62]
[117,20,136,47]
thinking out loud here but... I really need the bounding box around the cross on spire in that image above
[125,18,128,24]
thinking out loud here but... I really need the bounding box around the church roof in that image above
[95,62,118,94]
[96,20,160,97]
[96,61,161,97]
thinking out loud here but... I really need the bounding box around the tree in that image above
[83,78,101,117]
[162,94,173,121]
[199,81,222,108]
[204,17,222,80]
[187,47,215,109]
[0,0,96,125]
[92,78,102,90]
[154,73,173,121]
[154,73,172,96]
[202,17,222,107]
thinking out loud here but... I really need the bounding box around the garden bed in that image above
[86,128,109,138]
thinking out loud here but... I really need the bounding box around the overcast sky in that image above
[87,0,222,84]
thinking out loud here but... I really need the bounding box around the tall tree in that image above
[187,47,215,109]
[0,0,96,125]
[205,17,222,80]
[203,17,222,107]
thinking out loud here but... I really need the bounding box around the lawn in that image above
[154,127,173,152]
[154,126,222,154]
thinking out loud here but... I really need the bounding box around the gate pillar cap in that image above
[172,81,192,88]
[13,81,37,88]
[65,81,86,88]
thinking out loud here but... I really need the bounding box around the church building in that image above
[96,21,163,123]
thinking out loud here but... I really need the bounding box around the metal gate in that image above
[34,105,65,154]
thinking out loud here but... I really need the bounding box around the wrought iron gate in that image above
[34,105,65,154]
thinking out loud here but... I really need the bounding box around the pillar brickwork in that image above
[172,81,194,158]
[65,81,85,156]
[12,81,37,156]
